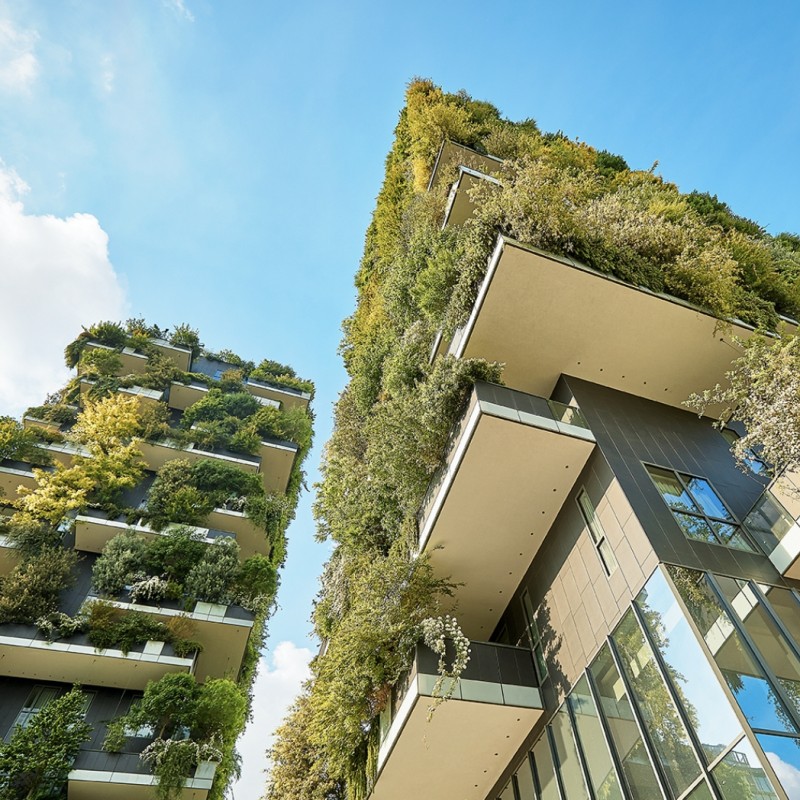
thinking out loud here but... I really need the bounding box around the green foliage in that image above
[169,324,203,358]
[2,519,62,558]
[235,554,278,610]
[87,605,169,654]
[250,359,315,396]
[92,531,148,596]
[184,537,240,605]
[0,686,91,800]
[79,346,123,377]
[0,548,77,624]
[144,526,207,583]
[23,403,77,428]
[0,417,46,465]
[193,679,247,741]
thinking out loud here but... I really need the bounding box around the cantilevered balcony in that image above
[149,338,192,371]
[428,140,504,192]
[86,596,254,682]
[244,377,311,411]
[137,438,260,475]
[417,382,594,638]
[446,236,791,417]
[206,507,269,559]
[744,469,800,579]
[80,379,164,410]
[441,165,500,229]
[0,625,195,690]
[39,440,91,467]
[68,760,215,800]
[372,640,542,800]
[23,415,63,434]
[0,459,39,501]
[83,342,148,376]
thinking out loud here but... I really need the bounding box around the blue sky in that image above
[0,0,798,796]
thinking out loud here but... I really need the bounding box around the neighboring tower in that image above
[0,320,313,800]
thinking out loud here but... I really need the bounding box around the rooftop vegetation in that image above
[0,319,313,800]
[267,79,800,800]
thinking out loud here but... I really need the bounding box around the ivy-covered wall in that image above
[0,318,314,800]
[266,79,800,800]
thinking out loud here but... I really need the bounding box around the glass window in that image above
[712,737,779,800]
[589,644,662,799]
[532,733,561,800]
[647,466,754,552]
[756,733,800,800]
[6,685,60,739]
[551,706,587,798]
[577,490,617,576]
[612,610,702,797]
[721,428,768,476]
[521,590,548,682]
[668,566,799,736]
[716,576,800,719]
[637,569,743,762]
[684,780,714,800]
[569,675,623,799]
[515,755,536,800]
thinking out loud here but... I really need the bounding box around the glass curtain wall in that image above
[499,567,796,800]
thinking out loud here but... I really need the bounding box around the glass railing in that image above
[743,485,798,554]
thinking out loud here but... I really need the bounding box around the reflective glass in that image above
[589,645,662,799]
[756,734,800,800]
[612,610,702,797]
[684,475,734,520]
[515,755,536,800]
[668,567,799,736]
[649,467,696,512]
[532,734,560,800]
[636,570,742,761]
[760,586,800,651]
[745,493,793,552]
[684,780,714,800]
[674,512,717,544]
[569,675,623,799]
[551,705,587,798]
[716,577,800,717]
[709,521,756,552]
[712,737,779,800]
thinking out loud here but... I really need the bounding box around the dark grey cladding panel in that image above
[560,376,781,583]
[475,381,553,419]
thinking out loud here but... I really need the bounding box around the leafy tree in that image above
[0,418,46,465]
[71,394,141,454]
[0,686,91,800]
[91,531,148,596]
[0,547,77,623]
[184,537,240,604]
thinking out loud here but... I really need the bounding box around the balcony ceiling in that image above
[372,693,540,800]
[420,402,594,639]
[452,238,785,419]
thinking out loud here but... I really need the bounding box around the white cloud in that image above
[0,161,127,417]
[765,750,800,796]
[98,53,114,94]
[231,641,314,800]
[163,0,195,23]
[0,18,39,93]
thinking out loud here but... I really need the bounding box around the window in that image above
[6,686,60,739]
[520,590,548,682]
[647,466,755,551]
[577,490,617,575]
[720,428,767,475]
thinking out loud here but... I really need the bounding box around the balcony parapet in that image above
[372,640,542,800]
[417,381,594,637]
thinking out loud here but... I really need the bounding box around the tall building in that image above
[269,83,800,800]
[0,321,313,799]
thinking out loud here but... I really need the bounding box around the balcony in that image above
[39,440,91,467]
[0,624,195,690]
[446,236,785,417]
[0,460,39,501]
[87,597,254,682]
[74,513,226,555]
[83,342,148,376]
[257,438,298,494]
[372,640,542,800]
[0,533,19,576]
[68,760,215,800]
[244,377,310,411]
[417,382,594,638]
[743,469,800,579]
[442,165,500,229]
[149,338,192,371]
[23,415,63,434]
[206,507,269,559]
[80,380,164,410]
[137,438,260,475]
[428,140,503,192]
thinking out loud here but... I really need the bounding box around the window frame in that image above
[645,464,755,552]
[576,488,618,576]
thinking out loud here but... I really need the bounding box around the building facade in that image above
[369,141,800,800]
[0,324,312,799]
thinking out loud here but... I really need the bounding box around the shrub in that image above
[0,417,46,464]
[0,686,91,799]
[2,518,62,558]
[184,537,240,605]
[0,548,78,624]
[87,606,169,654]
[92,531,148,596]
[235,555,278,610]
[169,324,202,358]
[143,526,207,583]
